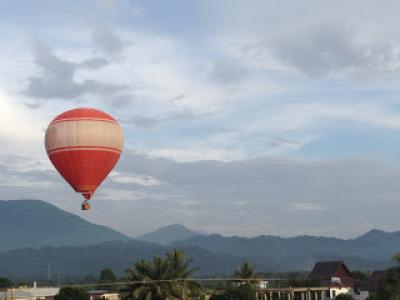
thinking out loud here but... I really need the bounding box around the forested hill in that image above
[0,199,397,280]
[0,199,130,253]
[172,229,400,262]
[0,239,392,280]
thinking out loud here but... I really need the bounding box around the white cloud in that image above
[245,102,400,135]
[288,202,326,211]
[147,146,245,162]
[0,91,45,156]
[0,176,53,189]
[110,171,162,186]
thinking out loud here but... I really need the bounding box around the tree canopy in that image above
[121,249,199,300]
[233,261,261,285]
[54,287,89,300]
[335,293,354,300]
[369,267,400,300]
[224,283,256,300]
[0,277,13,288]
[99,268,117,283]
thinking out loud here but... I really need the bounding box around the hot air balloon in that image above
[45,108,124,210]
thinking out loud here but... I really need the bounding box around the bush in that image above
[0,277,13,288]
[369,267,400,300]
[55,287,89,300]
[213,283,256,300]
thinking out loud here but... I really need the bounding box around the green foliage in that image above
[0,277,13,288]
[369,267,400,300]
[210,266,258,300]
[393,253,400,264]
[99,268,117,283]
[351,270,369,281]
[224,283,256,300]
[233,261,261,284]
[335,293,354,300]
[210,283,256,300]
[54,287,89,300]
[120,249,199,300]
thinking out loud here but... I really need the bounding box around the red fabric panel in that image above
[52,108,117,123]
[48,149,121,198]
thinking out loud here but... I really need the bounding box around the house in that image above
[0,287,120,300]
[309,261,354,299]
[0,287,59,300]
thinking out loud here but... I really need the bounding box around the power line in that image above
[60,277,287,289]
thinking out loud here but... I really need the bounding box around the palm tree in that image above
[233,262,261,284]
[121,250,199,300]
[166,250,200,299]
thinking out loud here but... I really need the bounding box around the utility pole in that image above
[47,262,52,282]
[33,281,37,300]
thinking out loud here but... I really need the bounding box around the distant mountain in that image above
[0,239,392,280]
[0,201,398,279]
[0,200,130,253]
[138,224,200,245]
[172,230,400,262]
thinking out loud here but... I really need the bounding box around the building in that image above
[0,287,59,300]
[0,287,120,300]
[309,261,354,299]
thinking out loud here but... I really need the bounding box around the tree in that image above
[210,262,261,300]
[120,249,199,300]
[55,287,89,300]
[233,261,261,284]
[351,270,369,281]
[0,277,13,288]
[99,268,117,283]
[335,293,354,300]
[369,267,400,300]
[223,283,256,300]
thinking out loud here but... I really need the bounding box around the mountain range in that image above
[0,200,129,253]
[137,223,199,245]
[0,199,398,280]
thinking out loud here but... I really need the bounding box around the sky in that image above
[1,0,400,238]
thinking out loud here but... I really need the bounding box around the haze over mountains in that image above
[0,200,397,280]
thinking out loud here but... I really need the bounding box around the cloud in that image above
[269,24,363,77]
[243,23,400,78]
[124,108,218,129]
[288,202,326,211]
[3,0,400,239]
[89,153,400,237]
[91,24,126,57]
[23,40,128,104]
[110,171,162,186]
[210,60,248,86]
[77,57,111,70]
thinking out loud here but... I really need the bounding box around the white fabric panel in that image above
[45,120,124,152]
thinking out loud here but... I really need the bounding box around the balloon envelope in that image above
[45,108,124,200]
